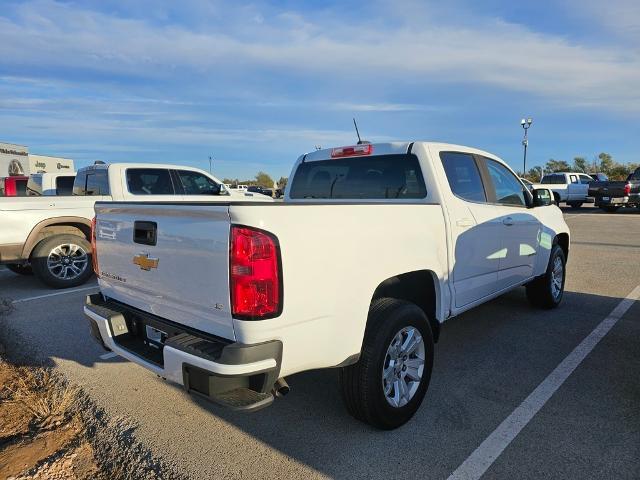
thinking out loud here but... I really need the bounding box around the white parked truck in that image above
[26,172,77,196]
[532,172,595,208]
[85,142,570,429]
[0,163,271,288]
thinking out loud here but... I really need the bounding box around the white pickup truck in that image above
[85,142,569,429]
[532,172,595,208]
[0,163,271,288]
[26,172,77,196]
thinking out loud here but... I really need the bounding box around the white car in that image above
[532,172,595,208]
[86,142,569,429]
[0,163,271,288]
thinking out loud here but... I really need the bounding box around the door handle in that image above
[502,217,514,226]
[456,218,474,228]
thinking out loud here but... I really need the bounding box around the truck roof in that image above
[77,163,212,173]
[303,141,502,163]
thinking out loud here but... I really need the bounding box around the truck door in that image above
[439,152,502,308]
[481,157,540,290]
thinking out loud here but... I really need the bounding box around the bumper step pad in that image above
[214,388,274,411]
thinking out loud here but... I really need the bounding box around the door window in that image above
[440,152,486,202]
[126,169,175,195]
[579,175,593,184]
[176,170,221,195]
[485,159,527,206]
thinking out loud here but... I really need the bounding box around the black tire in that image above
[339,298,434,430]
[30,234,93,289]
[6,264,33,275]
[601,206,620,213]
[553,193,561,206]
[526,243,566,309]
[568,202,583,209]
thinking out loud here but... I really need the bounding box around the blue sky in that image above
[1,0,638,179]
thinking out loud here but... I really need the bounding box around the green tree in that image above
[525,167,543,182]
[572,157,588,173]
[545,159,571,173]
[255,171,275,188]
[598,152,614,174]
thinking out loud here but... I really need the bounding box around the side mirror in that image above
[532,188,553,207]
[217,183,228,195]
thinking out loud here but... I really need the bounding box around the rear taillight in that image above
[624,183,631,196]
[5,179,16,196]
[230,226,281,320]
[91,217,99,277]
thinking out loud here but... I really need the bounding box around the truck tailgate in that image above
[94,203,235,340]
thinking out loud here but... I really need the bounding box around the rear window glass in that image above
[126,169,175,195]
[73,169,109,196]
[14,178,28,196]
[541,174,565,184]
[289,154,427,199]
[55,176,75,195]
[440,152,486,203]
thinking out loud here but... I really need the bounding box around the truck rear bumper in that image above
[84,294,282,411]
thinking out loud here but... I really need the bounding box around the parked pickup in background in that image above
[532,172,595,208]
[588,167,640,212]
[0,163,271,288]
[86,142,570,429]
[26,172,77,196]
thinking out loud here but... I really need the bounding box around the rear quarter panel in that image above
[229,203,448,377]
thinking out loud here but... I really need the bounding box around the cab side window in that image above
[176,170,221,195]
[126,169,175,195]
[579,175,593,185]
[440,152,486,203]
[485,159,527,207]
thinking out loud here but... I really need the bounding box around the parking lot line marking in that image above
[99,352,118,360]
[11,285,98,304]
[448,285,640,480]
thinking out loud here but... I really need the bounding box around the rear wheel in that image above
[31,234,93,288]
[553,193,561,206]
[6,264,33,275]
[526,243,566,309]
[601,206,620,213]
[339,298,434,429]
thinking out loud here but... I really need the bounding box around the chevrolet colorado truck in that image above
[587,167,640,212]
[0,163,271,287]
[85,142,569,429]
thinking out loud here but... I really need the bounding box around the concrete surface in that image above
[0,205,638,479]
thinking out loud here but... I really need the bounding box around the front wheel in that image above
[526,243,566,309]
[31,234,93,288]
[339,298,434,429]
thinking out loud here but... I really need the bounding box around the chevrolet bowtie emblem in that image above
[133,253,159,271]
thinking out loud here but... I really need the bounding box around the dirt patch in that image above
[0,359,105,479]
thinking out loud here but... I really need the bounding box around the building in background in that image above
[0,141,74,177]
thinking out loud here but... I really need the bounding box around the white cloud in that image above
[0,0,637,112]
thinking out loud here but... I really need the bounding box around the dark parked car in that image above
[588,167,640,212]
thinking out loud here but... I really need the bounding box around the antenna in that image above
[353,118,362,144]
[352,118,369,145]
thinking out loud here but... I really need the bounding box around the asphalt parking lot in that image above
[1,206,638,480]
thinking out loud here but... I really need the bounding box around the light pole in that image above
[520,117,532,175]
[208,156,213,173]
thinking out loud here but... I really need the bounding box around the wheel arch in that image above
[555,232,569,261]
[23,217,92,260]
[370,270,441,343]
